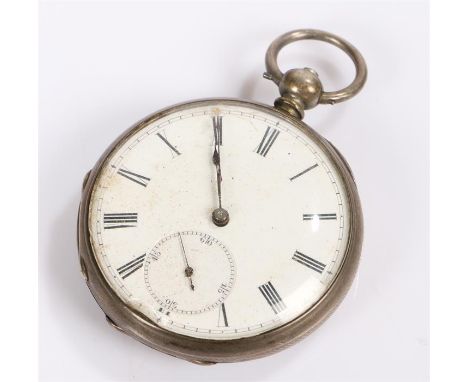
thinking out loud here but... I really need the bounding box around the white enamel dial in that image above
[88,101,350,340]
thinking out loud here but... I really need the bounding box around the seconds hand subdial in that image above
[144,231,236,315]
[212,115,230,227]
[178,232,195,291]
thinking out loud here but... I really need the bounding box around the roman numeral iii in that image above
[117,254,146,279]
[117,168,151,187]
[292,251,326,273]
[256,126,280,157]
[259,281,286,314]
[103,213,138,229]
[303,213,337,220]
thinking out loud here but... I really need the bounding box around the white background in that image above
[39,1,429,381]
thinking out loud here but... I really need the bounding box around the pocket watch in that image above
[78,29,367,364]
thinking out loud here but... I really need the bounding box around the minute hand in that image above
[212,116,229,227]
[213,121,222,208]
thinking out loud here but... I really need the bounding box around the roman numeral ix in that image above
[103,213,138,229]
[303,213,337,220]
[292,251,326,273]
[117,168,151,187]
[259,281,286,314]
[117,254,146,279]
[256,126,280,157]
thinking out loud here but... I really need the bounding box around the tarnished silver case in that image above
[78,98,363,364]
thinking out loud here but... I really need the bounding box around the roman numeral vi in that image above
[217,303,229,327]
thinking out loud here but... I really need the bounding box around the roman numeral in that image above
[117,254,145,279]
[103,213,138,229]
[217,303,228,327]
[303,213,337,220]
[157,132,181,156]
[258,281,286,314]
[117,168,151,187]
[292,251,326,273]
[212,115,222,145]
[289,164,318,181]
[256,126,280,157]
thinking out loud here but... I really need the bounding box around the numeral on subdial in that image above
[256,126,280,157]
[292,251,326,274]
[303,213,337,220]
[259,281,286,314]
[117,168,151,187]
[217,303,229,327]
[103,213,138,229]
[117,254,146,279]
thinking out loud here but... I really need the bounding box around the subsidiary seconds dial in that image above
[144,231,235,315]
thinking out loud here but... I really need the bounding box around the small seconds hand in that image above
[178,232,195,291]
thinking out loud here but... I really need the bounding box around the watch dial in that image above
[88,101,351,340]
